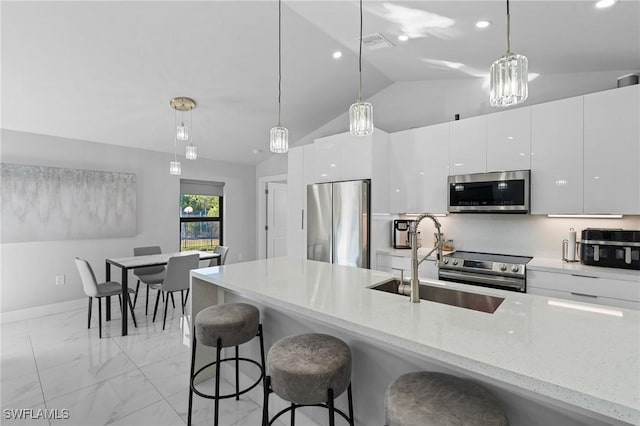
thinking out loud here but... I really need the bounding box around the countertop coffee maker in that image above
[393,220,414,249]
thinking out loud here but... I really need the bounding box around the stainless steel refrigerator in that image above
[307,180,370,268]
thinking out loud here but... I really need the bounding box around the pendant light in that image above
[349,0,373,136]
[170,97,197,161]
[169,138,181,175]
[270,0,289,154]
[489,0,528,107]
[169,97,196,175]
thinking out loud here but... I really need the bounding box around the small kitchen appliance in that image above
[580,228,640,270]
[438,251,533,292]
[393,219,415,249]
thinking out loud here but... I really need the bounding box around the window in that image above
[179,179,224,252]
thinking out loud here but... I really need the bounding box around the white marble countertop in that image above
[376,248,453,259]
[192,257,639,424]
[528,257,640,282]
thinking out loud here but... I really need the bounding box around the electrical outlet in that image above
[55,274,65,286]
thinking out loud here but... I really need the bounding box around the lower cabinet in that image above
[527,270,639,310]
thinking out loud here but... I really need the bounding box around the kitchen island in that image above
[190,257,639,426]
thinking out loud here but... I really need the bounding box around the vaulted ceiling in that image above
[2,1,639,165]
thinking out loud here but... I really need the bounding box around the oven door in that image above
[438,269,525,292]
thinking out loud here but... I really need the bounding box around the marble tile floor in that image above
[0,299,307,426]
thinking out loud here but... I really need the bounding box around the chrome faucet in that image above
[408,214,443,303]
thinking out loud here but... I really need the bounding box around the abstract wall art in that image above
[1,163,136,242]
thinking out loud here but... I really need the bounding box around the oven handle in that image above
[438,270,524,289]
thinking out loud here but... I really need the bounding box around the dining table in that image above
[105,250,220,336]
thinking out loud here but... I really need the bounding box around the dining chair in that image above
[209,245,229,266]
[133,246,167,315]
[153,253,199,330]
[74,257,137,338]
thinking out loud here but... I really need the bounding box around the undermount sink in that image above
[370,279,505,314]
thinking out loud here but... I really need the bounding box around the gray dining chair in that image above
[74,257,137,338]
[133,246,167,315]
[209,245,229,266]
[153,253,199,330]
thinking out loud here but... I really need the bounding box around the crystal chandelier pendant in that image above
[186,144,197,160]
[169,160,181,175]
[349,101,374,136]
[490,52,528,107]
[270,126,289,154]
[176,123,189,141]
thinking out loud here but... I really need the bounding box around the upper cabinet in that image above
[314,132,373,183]
[449,116,486,175]
[531,96,584,214]
[486,107,531,172]
[415,123,449,214]
[583,85,640,214]
[389,124,449,214]
[389,129,416,213]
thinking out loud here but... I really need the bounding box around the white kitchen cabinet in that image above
[314,132,374,183]
[531,96,584,214]
[415,123,449,214]
[315,136,342,182]
[287,146,305,258]
[527,270,639,310]
[583,85,640,214]
[486,107,531,172]
[389,129,416,213]
[449,116,486,175]
[371,132,390,214]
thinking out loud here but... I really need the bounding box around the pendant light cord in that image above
[277,0,282,127]
[506,0,511,54]
[358,0,363,102]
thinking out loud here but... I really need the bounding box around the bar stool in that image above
[385,372,508,426]
[263,333,354,426]
[187,303,266,426]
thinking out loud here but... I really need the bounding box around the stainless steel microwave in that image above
[447,170,530,213]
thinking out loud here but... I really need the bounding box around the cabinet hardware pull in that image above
[301,209,304,230]
[570,274,599,279]
[570,292,598,298]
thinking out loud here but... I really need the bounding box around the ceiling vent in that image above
[361,33,394,50]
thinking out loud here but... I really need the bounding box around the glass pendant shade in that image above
[349,101,374,136]
[176,124,189,141]
[490,52,528,107]
[169,160,181,175]
[270,126,289,154]
[186,144,197,160]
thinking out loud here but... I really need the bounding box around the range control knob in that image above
[511,265,520,273]
[443,259,449,265]
[452,259,459,266]
[499,264,508,272]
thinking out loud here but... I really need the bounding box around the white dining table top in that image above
[107,250,218,268]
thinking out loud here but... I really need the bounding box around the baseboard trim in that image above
[0,298,87,324]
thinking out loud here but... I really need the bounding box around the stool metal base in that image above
[188,324,266,426]
[262,376,354,426]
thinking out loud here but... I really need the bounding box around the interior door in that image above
[267,182,288,258]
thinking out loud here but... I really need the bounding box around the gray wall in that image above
[0,129,257,312]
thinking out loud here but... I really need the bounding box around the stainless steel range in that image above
[438,251,533,292]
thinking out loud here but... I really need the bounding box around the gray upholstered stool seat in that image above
[263,333,355,425]
[195,302,259,348]
[188,303,265,426]
[385,372,508,426]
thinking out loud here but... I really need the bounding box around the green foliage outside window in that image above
[180,194,220,217]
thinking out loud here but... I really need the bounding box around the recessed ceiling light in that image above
[595,0,617,8]
[332,51,342,59]
[398,34,409,41]
[475,20,492,29]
